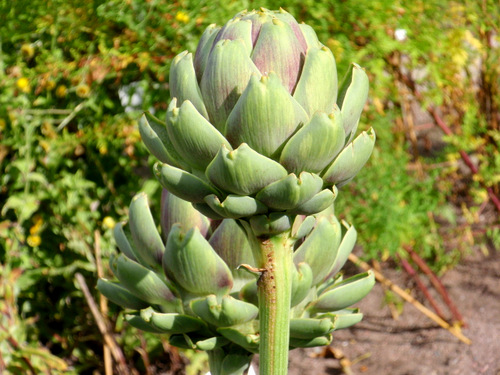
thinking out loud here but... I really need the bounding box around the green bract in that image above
[140,8,375,231]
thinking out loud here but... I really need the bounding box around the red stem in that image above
[398,256,446,320]
[404,246,467,327]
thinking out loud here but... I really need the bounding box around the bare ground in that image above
[285,248,500,375]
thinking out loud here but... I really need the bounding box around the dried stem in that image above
[398,255,446,320]
[348,254,471,345]
[404,246,466,327]
[94,230,113,375]
[75,273,131,375]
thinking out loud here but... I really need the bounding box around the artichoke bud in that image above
[337,63,369,139]
[293,216,342,285]
[160,188,211,240]
[191,294,259,327]
[117,8,376,354]
[139,8,373,218]
[322,127,376,186]
[163,224,233,296]
[312,271,375,312]
[129,192,164,270]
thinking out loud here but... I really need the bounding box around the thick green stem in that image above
[257,232,293,375]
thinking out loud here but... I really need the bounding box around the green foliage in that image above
[0,0,498,372]
[0,264,73,374]
[335,114,459,271]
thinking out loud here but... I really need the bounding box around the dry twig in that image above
[404,246,466,327]
[348,253,471,345]
[398,255,447,321]
[75,273,131,375]
[94,230,113,375]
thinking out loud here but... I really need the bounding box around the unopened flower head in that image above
[140,8,375,228]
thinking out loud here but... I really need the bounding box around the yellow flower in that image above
[102,216,116,230]
[175,11,190,24]
[21,43,35,59]
[46,80,56,91]
[17,77,31,93]
[56,85,67,97]
[39,140,51,152]
[99,144,108,155]
[27,235,42,247]
[76,84,91,98]
[30,215,44,235]
[0,119,6,131]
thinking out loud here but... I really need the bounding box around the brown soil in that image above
[285,248,500,375]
